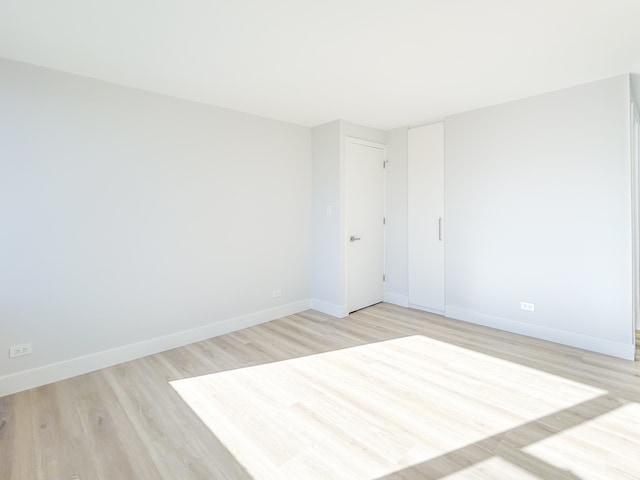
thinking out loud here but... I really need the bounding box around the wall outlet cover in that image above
[520,302,535,312]
[9,343,32,358]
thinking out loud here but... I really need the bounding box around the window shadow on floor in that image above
[376,393,626,479]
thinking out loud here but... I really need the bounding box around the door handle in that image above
[350,235,361,242]
[438,218,443,241]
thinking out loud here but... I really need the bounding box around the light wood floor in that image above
[1,303,639,479]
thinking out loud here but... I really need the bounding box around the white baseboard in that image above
[310,299,349,318]
[445,306,636,361]
[384,292,409,307]
[0,300,311,398]
[409,303,445,315]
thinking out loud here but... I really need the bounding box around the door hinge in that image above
[383,217,386,225]
[383,274,386,282]
[383,160,387,169]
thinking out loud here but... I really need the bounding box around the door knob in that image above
[350,235,361,242]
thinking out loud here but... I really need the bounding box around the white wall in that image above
[0,58,312,395]
[444,75,634,359]
[311,120,342,314]
[311,120,386,316]
[341,121,387,145]
[384,127,409,306]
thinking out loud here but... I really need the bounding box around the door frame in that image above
[343,136,387,313]
[631,102,639,347]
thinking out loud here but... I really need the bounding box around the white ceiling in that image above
[1,0,639,130]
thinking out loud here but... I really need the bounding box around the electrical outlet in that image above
[272,289,282,298]
[520,302,535,312]
[9,343,32,358]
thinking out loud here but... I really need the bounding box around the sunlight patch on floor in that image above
[170,335,606,480]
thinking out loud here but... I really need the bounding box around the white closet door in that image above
[408,122,445,313]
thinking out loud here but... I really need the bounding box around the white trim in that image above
[310,299,349,318]
[345,136,386,149]
[384,292,409,307]
[445,306,636,361]
[409,303,445,316]
[0,300,311,397]
[631,101,639,345]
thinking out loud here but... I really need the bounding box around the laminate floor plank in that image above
[1,303,639,479]
[0,393,36,480]
[101,356,249,480]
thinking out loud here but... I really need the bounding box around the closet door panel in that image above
[408,122,445,312]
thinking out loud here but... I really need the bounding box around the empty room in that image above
[1,1,640,479]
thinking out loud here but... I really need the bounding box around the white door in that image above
[408,122,445,313]
[346,138,385,313]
